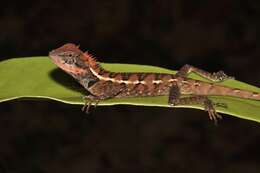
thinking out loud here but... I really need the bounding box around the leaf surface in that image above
[0,57,259,122]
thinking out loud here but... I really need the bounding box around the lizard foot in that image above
[82,95,100,113]
[213,70,234,82]
[204,99,222,125]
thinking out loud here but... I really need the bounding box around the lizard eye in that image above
[65,52,75,57]
[68,53,73,57]
[60,51,77,58]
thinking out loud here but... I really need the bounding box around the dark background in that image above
[0,0,260,172]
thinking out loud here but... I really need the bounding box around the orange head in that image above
[49,43,86,75]
[49,43,98,77]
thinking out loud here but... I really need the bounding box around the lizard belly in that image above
[87,80,125,99]
[115,82,170,98]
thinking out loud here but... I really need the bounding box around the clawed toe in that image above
[81,101,92,113]
[204,101,223,124]
[82,96,100,114]
[207,109,222,125]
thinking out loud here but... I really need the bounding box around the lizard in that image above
[49,43,260,123]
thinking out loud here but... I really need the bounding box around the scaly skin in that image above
[49,43,260,123]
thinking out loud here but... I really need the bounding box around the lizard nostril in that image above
[49,50,56,56]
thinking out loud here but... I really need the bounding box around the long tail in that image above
[190,80,260,100]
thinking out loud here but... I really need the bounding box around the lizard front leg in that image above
[176,64,234,82]
[168,85,224,123]
[82,81,126,113]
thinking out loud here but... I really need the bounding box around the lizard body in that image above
[49,43,260,122]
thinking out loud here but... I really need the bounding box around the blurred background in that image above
[0,0,260,172]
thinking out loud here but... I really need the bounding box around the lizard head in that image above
[49,43,92,77]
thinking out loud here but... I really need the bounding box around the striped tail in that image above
[191,81,260,100]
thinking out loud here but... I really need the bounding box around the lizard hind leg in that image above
[168,86,224,123]
[176,64,234,82]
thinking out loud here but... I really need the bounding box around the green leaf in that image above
[0,57,260,122]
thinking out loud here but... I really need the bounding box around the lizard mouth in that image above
[48,53,59,65]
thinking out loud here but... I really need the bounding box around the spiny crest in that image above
[82,51,100,69]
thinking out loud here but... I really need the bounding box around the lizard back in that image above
[49,43,260,101]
